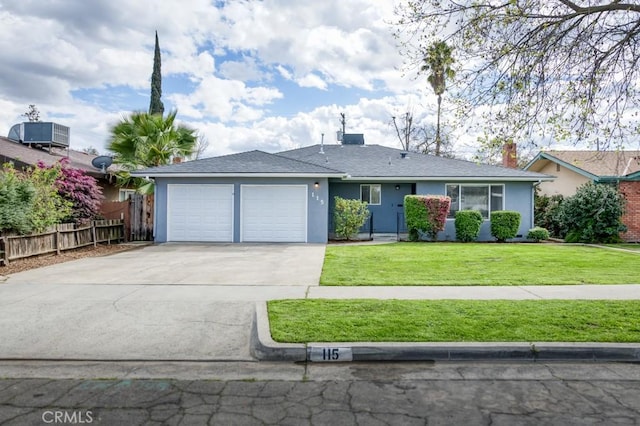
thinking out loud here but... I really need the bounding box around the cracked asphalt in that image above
[0,361,639,425]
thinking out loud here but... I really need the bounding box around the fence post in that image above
[0,237,7,266]
[92,221,98,247]
[55,226,61,255]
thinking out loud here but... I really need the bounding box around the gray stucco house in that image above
[133,140,552,243]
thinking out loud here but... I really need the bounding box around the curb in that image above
[251,302,640,362]
[250,302,306,361]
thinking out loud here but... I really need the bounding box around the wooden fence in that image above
[0,219,124,265]
[100,194,154,242]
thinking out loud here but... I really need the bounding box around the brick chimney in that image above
[172,157,182,164]
[502,142,517,169]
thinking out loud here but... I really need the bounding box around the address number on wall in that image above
[309,347,353,362]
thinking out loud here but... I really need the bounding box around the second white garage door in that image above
[167,184,233,242]
[241,185,307,242]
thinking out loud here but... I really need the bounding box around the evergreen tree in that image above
[149,31,164,115]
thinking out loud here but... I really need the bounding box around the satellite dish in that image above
[91,155,113,173]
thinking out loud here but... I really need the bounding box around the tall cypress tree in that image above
[149,31,164,115]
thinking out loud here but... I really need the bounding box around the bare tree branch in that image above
[394,0,640,152]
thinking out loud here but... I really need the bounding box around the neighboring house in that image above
[134,138,552,243]
[525,150,640,242]
[0,135,123,201]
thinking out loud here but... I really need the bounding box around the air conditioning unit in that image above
[7,122,70,148]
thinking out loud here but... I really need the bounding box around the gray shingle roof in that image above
[134,144,551,181]
[134,150,344,176]
[279,144,551,180]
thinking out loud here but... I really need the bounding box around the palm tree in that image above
[108,110,197,194]
[421,40,455,156]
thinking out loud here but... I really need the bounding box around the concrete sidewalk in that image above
[307,284,640,300]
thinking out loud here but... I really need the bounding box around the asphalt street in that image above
[0,361,639,425]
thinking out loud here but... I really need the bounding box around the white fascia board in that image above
[131,172,345,178]
[340,176,555,182]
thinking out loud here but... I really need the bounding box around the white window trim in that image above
[118,189,137,202]
[445,183,505,220]
[360,184,382,205]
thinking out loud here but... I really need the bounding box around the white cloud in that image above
[297,73,328,90]
[0,0,475,160]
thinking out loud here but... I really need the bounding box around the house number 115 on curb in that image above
[309,347,353,362]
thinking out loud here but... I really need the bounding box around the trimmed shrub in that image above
[404,195,451,241]
[404,195,428,241]
[527,227,550,242]
[559,182,626,243]
[333,196,370,240]
[490,210,521,242]
[455,210,483,242]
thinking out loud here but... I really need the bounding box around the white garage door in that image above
[167,184,233,242]
[241,185,307,242]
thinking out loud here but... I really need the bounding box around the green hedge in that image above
[455,210,483,242]
[527,227,550,242]
[404,195,450,241]
[333,196,370,240]
[490,211,521,242]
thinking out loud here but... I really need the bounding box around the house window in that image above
[360,184,381,205]
[119,189,137,201]
[446,184,504,219]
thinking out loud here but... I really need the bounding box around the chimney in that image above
[502,142,517,169]
[172,157,182,164]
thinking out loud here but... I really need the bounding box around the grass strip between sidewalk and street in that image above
[268,299,640,343]
[320,243,640,286]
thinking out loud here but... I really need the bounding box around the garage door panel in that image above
[168,184,233,242]
[241,185,307,242]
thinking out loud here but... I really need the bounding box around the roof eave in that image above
[340,176,554,182]
[526,152,600,180]
[130,172,346,178]
[598,174,640,182]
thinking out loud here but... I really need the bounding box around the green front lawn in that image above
[268,299,640,343]
[606,244,640,252]
[321,243,640,285]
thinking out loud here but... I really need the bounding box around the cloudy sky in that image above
[1,0,478,159]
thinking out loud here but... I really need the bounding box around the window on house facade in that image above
[446,184,504,219]
[360,184,381,205]
[119,189,137,202]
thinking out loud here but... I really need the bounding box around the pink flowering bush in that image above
[39,159,103,224]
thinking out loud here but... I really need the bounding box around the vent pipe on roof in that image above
[320,133,325,154]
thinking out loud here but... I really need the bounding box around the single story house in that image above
[134,138,552,243]
[0,135,123,201]
[525,150,640,242]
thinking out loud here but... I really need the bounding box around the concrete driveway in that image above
[0,244,325,361]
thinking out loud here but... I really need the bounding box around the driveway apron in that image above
[0,244,325,361]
